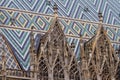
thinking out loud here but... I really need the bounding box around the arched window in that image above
[101,62,109,80]
[39,57,48,80]
[92,72,97,80]
[53,58,64,80]
[89,67,97,80]
[69,60,80,80]
[116,62,120,80]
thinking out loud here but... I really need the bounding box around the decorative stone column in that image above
[48,67,53,80]
[64,53,69,80]
[111,77,115,80]
[64,66,69,80]
[97,74,101,80]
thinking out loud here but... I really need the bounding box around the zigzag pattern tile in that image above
[0,33,20,69]
[0,0,120,70]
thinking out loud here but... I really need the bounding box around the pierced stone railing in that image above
[0,69,38,79]
[7,69,35,77]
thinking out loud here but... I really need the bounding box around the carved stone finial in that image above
[30,26,36,71]
[71,42,75,49]
[31,26,34,30]
[30,26,34,38]
[53,3,58,17]
[80,34,83,43]
[10,17,16,26]
[98,12,103,23]
[79,34,85,60]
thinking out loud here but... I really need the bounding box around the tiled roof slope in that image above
[0,33,21,69]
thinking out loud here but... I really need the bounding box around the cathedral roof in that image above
[0,33,21,69]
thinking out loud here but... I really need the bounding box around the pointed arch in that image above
[88,62,97,80]
[69,58,80,80]
[39,57,48,80]
[53,57,64,80]
[101,61,110,80]
[115,62,120,80]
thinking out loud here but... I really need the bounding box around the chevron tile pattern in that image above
[0,33,20,69]
[0,0,120,70]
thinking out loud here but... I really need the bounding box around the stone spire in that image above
[53,3,58,17]
[30,26,38,80]
[79,35,85,59]
[30,26,35,71]
[80,35,90,80]
[98,12,104,34]
[98,12,103,23]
